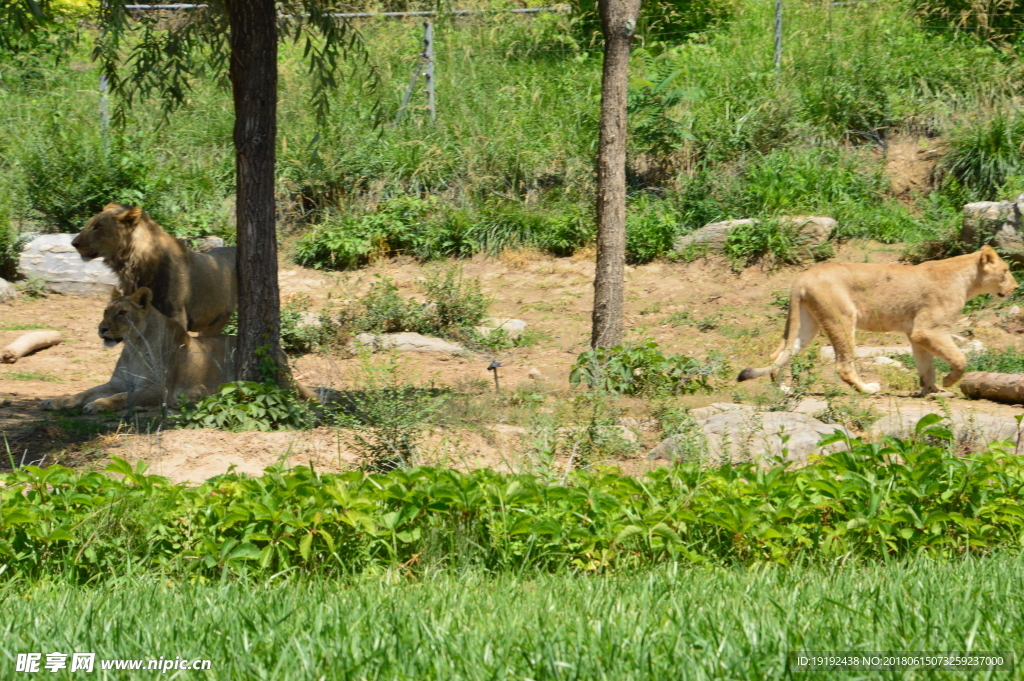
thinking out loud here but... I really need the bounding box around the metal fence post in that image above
[774,0,782,72]
[424,20,435,122]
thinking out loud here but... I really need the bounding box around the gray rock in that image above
[821,345,912,361]
[869,407,1021,451]
[673,216,835,256]
[527,367,546,381]
[648,409,850,467]
[355,332,465,354]
[193,236,225,252]
[689,402,751,422]
[961,197,1024,263]
[296,311,322,329]
[793,398,829,415]
[0,277,16,302]
[475,317,528,339]
[17,234,119,296]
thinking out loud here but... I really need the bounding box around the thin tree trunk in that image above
[226,0,280,382]
[591,0,642,348]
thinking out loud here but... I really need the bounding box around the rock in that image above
[793,398,829,415]
[820,346,912,361]
[296,311,322,329]
[192,236,225,252]
[475,318,528,339]
[648,409,850,467]
[673,216,835,256]
[1009,305,1021,317]
[527,367,546,381]
[869,407,1021,450]
[0,277,16,302]
[961,196,1024,263]
[355,332,465,354]
[17,234,119,296]
[689,402,752,421]
[873,356,898,365]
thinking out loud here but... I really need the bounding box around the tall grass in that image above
[1,1,1022,263]
[2,558,1023,679]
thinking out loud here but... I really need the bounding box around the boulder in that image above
[869,407,1021,450]
[820,346,912,361]
[193,236,226,252]
[296,311,322,329]
[355,332,465,354]
[0,277,16,302]
[673,216,835,256]
[648,406,850,467]
[475,317,528,339]
[961,196,1024,263]
[17,234,118,296]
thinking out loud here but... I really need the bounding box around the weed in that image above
[4,371,58,382]
[0,324,49,331]
[332,353,443,471]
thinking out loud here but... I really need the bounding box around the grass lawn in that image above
[2,556,1022,679]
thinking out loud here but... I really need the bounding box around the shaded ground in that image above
[2,240,1022,482]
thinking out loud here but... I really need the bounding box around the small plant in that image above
[177,381,313,432]
[333,353,442,471]
[663,310,721,331]
[569,341,714,396]
[417,266,489,338]
[723,218,832,269]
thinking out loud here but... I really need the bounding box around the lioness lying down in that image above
[738,246,1018,395]
[73,204,236,336]
[39,288,237,414]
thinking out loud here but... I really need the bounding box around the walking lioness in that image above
[737,246,1018,395]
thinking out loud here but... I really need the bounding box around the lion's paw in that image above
[38,399,56,411]
[82,401,104,415]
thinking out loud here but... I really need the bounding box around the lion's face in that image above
[72,204,139,261]
[978,246,1019,299]
[98,288,152,348]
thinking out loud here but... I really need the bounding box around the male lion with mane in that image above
[72,203,236,336]
[737,245,1018,396]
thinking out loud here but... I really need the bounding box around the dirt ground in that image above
[2,240,1022,483]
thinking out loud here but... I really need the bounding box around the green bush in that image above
[5,416,1024,579]
[23,125,160,231]
[570,341,714,395]
[177,381,313,432]
[339,267,489,341]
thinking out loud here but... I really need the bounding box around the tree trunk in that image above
[226,0,280,382]
[590,0,642,348]
[960,371,1024,404]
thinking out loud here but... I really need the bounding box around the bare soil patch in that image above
[2,241,1020,482]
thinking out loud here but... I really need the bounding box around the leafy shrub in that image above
[570,341,714,395]
[0,201,17,280]
[177,381,313,432]
[7,416,1024,579]
[625,194,682,264]
[339,267,489,341]
[723,218,833,268]
[23,126,160,231]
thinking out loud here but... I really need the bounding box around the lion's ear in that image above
[109,287,123,301]
[102,203,124,213]
[133,287,153,309]
[980,245,998,265]
[116,206,143,224]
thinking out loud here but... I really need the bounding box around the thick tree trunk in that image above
[226,0,280,382]
[590,0,642,349]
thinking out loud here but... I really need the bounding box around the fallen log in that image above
[1,330,61,364]
[960,371,1024,404]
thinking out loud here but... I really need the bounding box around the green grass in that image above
[1,0,1022,267]
[0,324,49,331]
[2,370,57,381]
[2,558,1023,679]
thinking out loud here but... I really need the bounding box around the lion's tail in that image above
[737,288,803,383]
